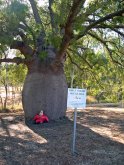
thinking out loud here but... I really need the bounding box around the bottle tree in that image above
[0,0,124,121]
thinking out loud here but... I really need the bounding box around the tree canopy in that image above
[0,0,124,69]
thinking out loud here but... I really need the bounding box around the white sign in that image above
[67,88,86,109]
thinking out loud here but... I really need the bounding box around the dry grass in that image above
[86,96,97,104]
[0,107,124,165]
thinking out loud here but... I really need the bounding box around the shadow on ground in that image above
[0,109,124,165]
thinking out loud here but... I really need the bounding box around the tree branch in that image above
[67,52,87,71]
[67,52,104,89]
[23,21,37,47]
[28,0,45,48]
[18,30,27,42]
[87,31,124,67]
[28,0,42,24]
[0,57,26,65]
[55,0,86,62]
[94,25,124,29]
[91,24,124,38]
[76,9,124,40]
[48,0,56,33]
[68,48,93,69]
[112,29,124,38]
[18,23,27,31]
[87,9,124,30]
[10,41,35,58]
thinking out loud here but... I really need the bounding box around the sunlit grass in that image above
[0,103,23,113]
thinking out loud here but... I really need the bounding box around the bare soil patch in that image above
[0,107,124,165]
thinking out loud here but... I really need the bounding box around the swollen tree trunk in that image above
[22,51,68,121]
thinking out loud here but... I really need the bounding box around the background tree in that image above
[65,47,124,103]
[0,63,27,109]
[0,64,8,109]
[0,0,124,121]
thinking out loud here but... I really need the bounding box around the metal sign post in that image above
[72,107,77,154]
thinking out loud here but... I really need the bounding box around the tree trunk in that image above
[3,84,8,110]
[22,64,68,122]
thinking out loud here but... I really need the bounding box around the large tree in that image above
[0,0,124,121]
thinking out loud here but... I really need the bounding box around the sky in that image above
[38,0,48,6]
[38,0,89,7]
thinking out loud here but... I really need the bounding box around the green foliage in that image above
[52,0,72,26]
[38,51,48,61]
[65,43,124,103]
[0,0,29,46]
[0,64,27,86]
[46,32,62,49]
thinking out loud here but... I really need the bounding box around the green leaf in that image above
[39,51,48,61]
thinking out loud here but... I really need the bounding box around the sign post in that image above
[67,88,86,154]
[72,108,77,154]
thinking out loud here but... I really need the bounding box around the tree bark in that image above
[22,71,68,121]
[22,49,68,122]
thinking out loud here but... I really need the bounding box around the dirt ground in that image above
[0,107,124,165]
